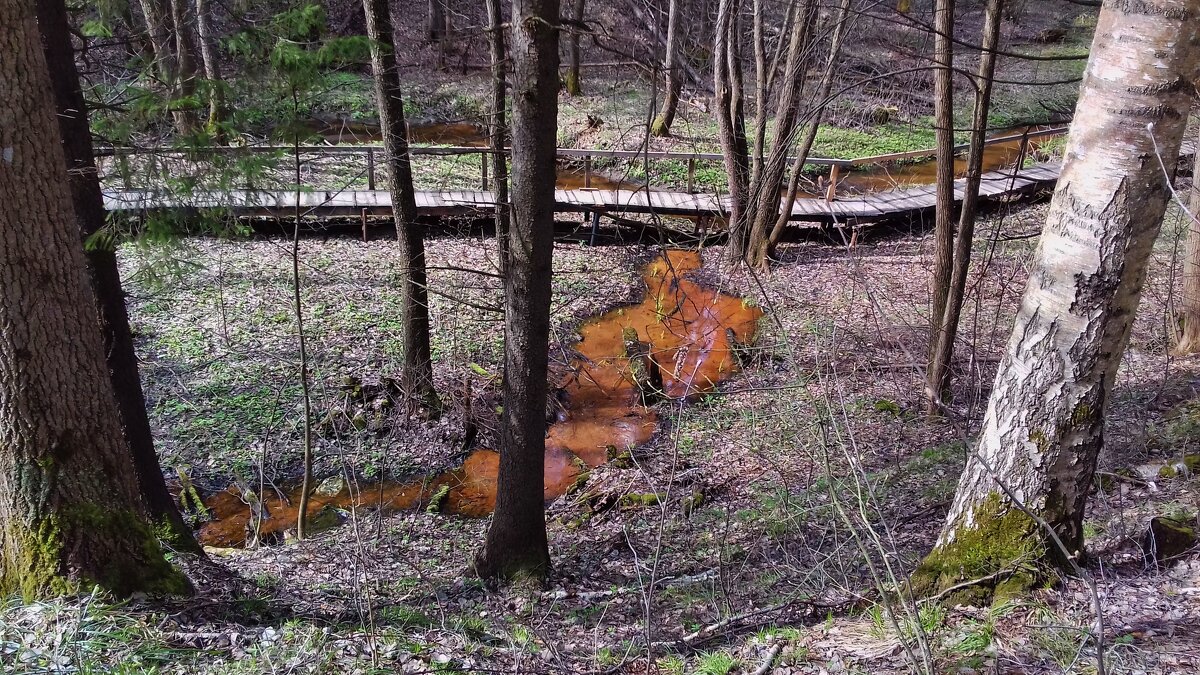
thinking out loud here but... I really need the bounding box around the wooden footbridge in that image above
[98,127,1190,226]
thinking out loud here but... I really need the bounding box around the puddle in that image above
[196,250,763,547]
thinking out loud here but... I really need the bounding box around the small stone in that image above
[314,475,345,497]
[1142,517,1197,565]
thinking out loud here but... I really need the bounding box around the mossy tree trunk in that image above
[650,0,684,137]
[34,0,202,556]
[564,0,584,95]
[195,0,227,138]
[0,0,189,598]
[915,0,1200,603]
[1174,124,1200,355]
[473,0,559,582]
[363,0,440,411]
[926,0,1003,413]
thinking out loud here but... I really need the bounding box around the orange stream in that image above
[198,251,763,547]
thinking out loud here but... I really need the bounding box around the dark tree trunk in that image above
[0,0,189,598]
[564,0,584,95]
[428,0,447,42]
[486,0,511,278]
[926,0,955,414]
[927,0,1003,411]
[34,0,202,555]
[651,0,684,137]
[915,0,1200,602]
[363,0,440,411]
[474,0,559,582]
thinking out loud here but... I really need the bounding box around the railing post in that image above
[584,155,592,189]
[367,148,376,191]
[825,164,841,202]
[481,151,489,191]
[687,157,696,194]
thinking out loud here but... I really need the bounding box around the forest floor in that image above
[3,194,1198,673]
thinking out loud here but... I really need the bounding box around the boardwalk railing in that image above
[94,126,1068,198]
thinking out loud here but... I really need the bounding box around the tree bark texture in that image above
[34,0,201,555]
[650,0,684,136]
[195,0,226,136]
[363,0,440,410]
[486,0,511,277]
[916,0,1200,600]
[713,0,750,262]
[1174,124,1200,355]
[474,0,559,581]
[926,0,956,413]
[0,0,188,598]
[926,0,1003,412]
[427,0,447,42]
[565,0,584,95]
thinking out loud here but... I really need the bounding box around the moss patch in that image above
[910,492,1046,607]
[2,505,189,600]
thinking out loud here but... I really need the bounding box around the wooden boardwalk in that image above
[101,160,1065,224]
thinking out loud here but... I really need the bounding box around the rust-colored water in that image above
[833,126,1053,195]
[197,251,763,547]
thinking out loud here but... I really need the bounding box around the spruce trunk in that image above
[34,0,201,555]
[474,0,559,581]
[363,0,440,410]
[0,0,188,598]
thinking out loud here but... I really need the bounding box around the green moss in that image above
[621,492,661,508]
[910,492,1045,606]
[426,484,451,514]
[2,504,190,600]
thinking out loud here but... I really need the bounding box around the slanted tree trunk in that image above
[762,0,853,257]
[743,0,820,269]
[363,0,440,411]
[1174,125,1200,355]
[926,0,955,413]
[474,0,558,582]
[564,0,584,95]
[914,0,1200,603]
[34,0,202,555]
[194,0,226,138]
[926,0,1003,412]
[0,0,190,598]
[650,0,684,137]
[713,0,750,262]
[486,0,510,278]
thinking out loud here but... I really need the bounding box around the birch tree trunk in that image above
[650,0,684,137]
[0,0,189,598]
[926,0,1003,412]
[914,0,1200,602]
[1173,125,1200,355]
[363,0,440,411]
[474,0,559,581]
